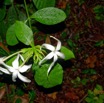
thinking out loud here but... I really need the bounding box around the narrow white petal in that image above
[50,36,61,50]
[56,52,65,59]
[12,71,18,82]
[0,67,10,74]
[47,62,55,75]
[47,54,58,75]
[17,72,31,83]
[39,52,54,65]
[19,64,32,73]
[2,62,14,72]
[12,54,19,68]
[19,54,24,62]
[41,44,55,51]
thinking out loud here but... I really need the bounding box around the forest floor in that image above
[0,0,104,103]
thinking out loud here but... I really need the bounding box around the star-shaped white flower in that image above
[2,54,32,83]
[39,36,65,75]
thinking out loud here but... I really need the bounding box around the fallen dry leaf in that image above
[85,55,97,68]
[65,92,79,101]
[47,92,58,100]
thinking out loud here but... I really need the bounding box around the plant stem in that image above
[3,51,22,61]
[24,0,31,28]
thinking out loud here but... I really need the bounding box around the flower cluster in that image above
[0,36,65,83]
[0,54,32,83]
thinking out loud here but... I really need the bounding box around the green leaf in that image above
[85,97,93,103]
[29,90,36,101]
[15,98,22,103]
[6,23,19,46]
[95,84,103,90]
[67,39,76,48]
[16,88,24,96]
[7,5,18,27]
[35,63,63,88]
[31,7,66,25]
[16,8,27,21]
[4,0,13,5]
[0,21,7,40]
[93,5,104,14]
[93,5,104,21]
[61,46,75,60]
[33,0,55,10]
[15,21,34,45]
[0,6,6,21]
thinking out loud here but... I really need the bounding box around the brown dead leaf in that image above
[0,42,9,53]
[0,86,6,100]
[85,55,97,68]
[47,92,58,100]
[58,1,67,9]
[65,92,79,100]
[45,35,51,44]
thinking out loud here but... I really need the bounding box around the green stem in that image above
[24,0,31,28]
[3,51,22,61]
[21,56,30,67]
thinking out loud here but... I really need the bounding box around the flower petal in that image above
[12,71,18,82]
[2,62,14,72]
[47,54,58,75]
[56,51,65,59]
[19,54,24,62]
[50,36,61,51]
[39,52,54,65]
[41,44,55,51]
[12,54,19,68]
[0,67,10,74]
[19,64,32,73]
[17,72,31,83]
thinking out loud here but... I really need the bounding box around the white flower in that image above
[2,54,32,83]
[39,36,65,75]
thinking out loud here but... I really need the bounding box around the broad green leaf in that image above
[6,23,19,46]
[33,0,55,10]
[0,6,6,21]
[61,46,75,60]
[35,63,63,88]
[7,5,18,27]
[31,7,66,25]
[16,8,27,21]
[18,11,27,21]
[15,21,34,45]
